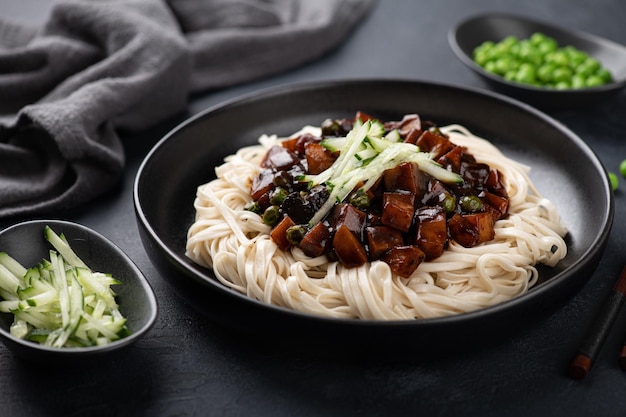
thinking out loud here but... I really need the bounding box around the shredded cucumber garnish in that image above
[305,120,463,226]
[0,226,129,348]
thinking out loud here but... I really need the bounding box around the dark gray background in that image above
[2,1,626,416]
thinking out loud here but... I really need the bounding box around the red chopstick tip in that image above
[613,266,626,295]
[569,354,592,379]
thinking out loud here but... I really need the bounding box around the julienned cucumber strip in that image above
[0,226,129,348]
[44,225,87,269]
[0,252,27,281]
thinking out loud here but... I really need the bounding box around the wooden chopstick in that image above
[569,265,626,379]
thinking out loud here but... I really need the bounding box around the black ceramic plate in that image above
[134,80,613,357]
[449,13,626,109]
[0,220,158,362]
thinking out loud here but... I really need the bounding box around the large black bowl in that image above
[134,80,613,357]
[448,13,626,109]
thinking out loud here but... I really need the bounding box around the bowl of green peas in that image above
[448,13,626,109]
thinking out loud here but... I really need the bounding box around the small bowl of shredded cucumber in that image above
[448,13,626,109]
[0,220,157,361]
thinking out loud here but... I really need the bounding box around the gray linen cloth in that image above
[0,0,376,217]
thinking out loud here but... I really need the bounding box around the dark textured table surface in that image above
[2,1,626,416]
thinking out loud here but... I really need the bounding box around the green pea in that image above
[552,66,573,83]
[262,205,281,226]
[620,160,626,178]
[519,49,542,66]
[537,39,558,55]
[537,63,556,83]
[474,50,491,66]
[571,74,586,89]
[515,63,537,84]
[564,46,588,66]
[546,51,570,67]
[515,41,532,58]
[501,36,519,48]
[554,80,571,90]
[609,172,619,191]
[583,57,601,73]
[596,68,613,83]
[504,70,517,81]
[473,42,495,64]
[494,42,513,55]
[477,40,496,51]
[496,56,521,75]
[575,63,594,77]
[530,32,547,46]
[286,225,308,246]
[484,61,498,74]
[269,187,288,205]
[518,39,532,50]
[586,75,605,87]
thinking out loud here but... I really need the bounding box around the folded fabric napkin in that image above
[0,0,376,218]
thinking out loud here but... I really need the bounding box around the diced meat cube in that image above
[333,225,368,267]
[397,114,422,137]
[448,212,496,248]
[414,206,447,260]
[421,180,456,214]
[321,118,353,137]
[383,162,428,198]
[328,203,367,236]
[415,130,455,159]
[382,245,425,278]
[404,129,422,145]
[460,160,490,188]
[281,133,320,156]
[385,113,421,136]
[480,191,509,219]
[305,142,337,175]
[365,226,404,260]
[381,192,415,233]
[261,145,300,170]
[270,216,296,251]
[355,111,376,123]
[298,222,331,258]
[437,145,465,172]
[485,168,508,198]
[250,169,275,201]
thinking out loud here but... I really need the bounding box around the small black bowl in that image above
[0,220,158,362]
[448,13,626,109]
